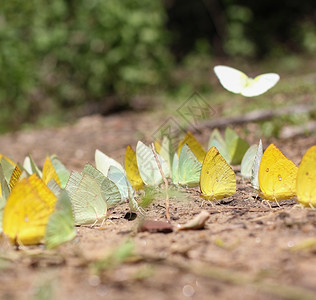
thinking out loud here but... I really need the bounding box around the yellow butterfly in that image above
[3,174,57,245]
[154,140,161,153]
[259,144,297,201]
[200,146,236,200]
[42,156,61,186]
[296,145,316,208]
[125,145,143,190]
[178,132,206,164]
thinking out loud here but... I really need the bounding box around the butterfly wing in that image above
[178,132,206,164]
[159,136,173,177]
[136,141,170,186]
[296,145,316,207]
[214,65,249,94]
[242,73,280,97]
[208,129,230,163]
[3,174,57,245]
[259,144,297,200]
[251,139,263,190]
[66,171,107,225]
[125,145,143,190]
[50,155,70,189]
[172,153,180,184]
[42,156,61,186]
[225,127,249,165]
[45,190,76,249]
[241,144,258,179]
[178,144,202,187]
[23,155,42,177]
[200,146,236,200]
[81,164,122,209]
[108,166,134,201]
[95,149,125,177]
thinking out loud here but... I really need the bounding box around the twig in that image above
[189,104,316,132]
[151,143,170,221]
[280,120,316,139]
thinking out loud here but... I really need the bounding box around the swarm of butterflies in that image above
[1,65,314,250]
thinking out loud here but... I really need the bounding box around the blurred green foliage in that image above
[0,0,171,132]
[166,0,316,58]
[1,0,316,133]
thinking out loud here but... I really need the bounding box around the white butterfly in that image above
[251,139,263,190]
[214,65,280,97]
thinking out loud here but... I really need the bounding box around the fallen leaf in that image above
[177,210,210,231]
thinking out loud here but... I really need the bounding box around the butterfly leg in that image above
[100,217,107,227]
[274,199,281,208]
[201,199,214,208]
[90,219,98,228]
[262,199,272,209]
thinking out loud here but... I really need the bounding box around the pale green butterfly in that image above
[157,136,173,178]
[214,65,280,97]
[50,155,70,189]
[172,153,180,185]
[107,165,140,212]
[241,144,259,179]
[174,144,202,187]
[0,157,16,184]
[251,139,263,190]
[208,128,249,165]
[66,171,108,225]
[95,149,125,177]
[23,154,42,177]
[0,164,10,201]
[0,165,10,233]
[45,190,76,249]
[208,129,230,163]
[81,164,122,209]
[136,141,170,186]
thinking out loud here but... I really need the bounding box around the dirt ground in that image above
[0,111,316,300]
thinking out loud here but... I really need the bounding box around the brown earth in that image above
[0,111,316,300]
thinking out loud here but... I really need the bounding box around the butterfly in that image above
[296,145,316,208]
[241,144,259,179]
[125,145,143,190]
[259,144,297,201]
[42,156,61,186]
[136,141,170,186]
[0,155,22,199]
[23,155,69,189]
[45,190,76,249]
[95,149,125,177]
[208,128,249,165]
[66,170,109,226]
[82,164,123,210]
[200,146,236,200]
[2,174,57,245]
[23,154,42,177]
[173,144,202,187]
[251,140,263,190]
[172,153,180,185]
[178,132,206,164]
[50,155,70,189]
[107,165,140,212]
[241,140,263,180]
[156,135,173,176]
[214,65,280,97]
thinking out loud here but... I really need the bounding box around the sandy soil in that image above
[0,111,316,300]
